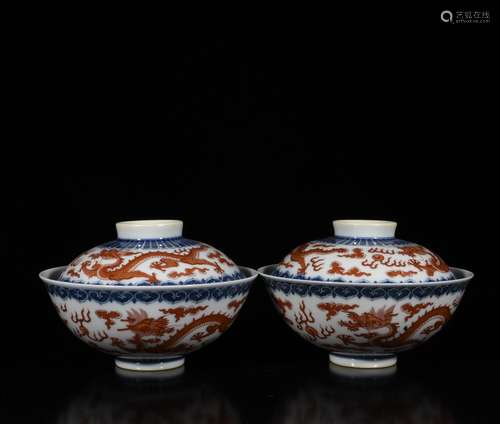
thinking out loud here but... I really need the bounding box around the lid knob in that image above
[333,220,397,238]
[116,220,183,239]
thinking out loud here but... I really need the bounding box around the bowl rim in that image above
[40,266,258,290]
[258,264,473,287]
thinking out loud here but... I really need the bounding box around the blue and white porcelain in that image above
[40,220,257,371]
[61,220,243,286]
[260,220,473,368]
[273,220,453,283]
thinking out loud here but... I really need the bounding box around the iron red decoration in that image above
[40,220,257,371]
[260,220,473,369]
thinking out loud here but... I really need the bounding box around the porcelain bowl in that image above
[259,265,472,368]
[40,266,257,371]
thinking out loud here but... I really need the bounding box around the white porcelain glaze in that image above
[116,220,183,239]
[333,220,397,238]
[329,354,397,369]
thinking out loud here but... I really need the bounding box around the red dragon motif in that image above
[338,306,399,343]
[338,248,365,259]
[158,306,208,322]
[70,308,109,342]
[111,307,232,353]
[317,302,358,320]
[293,301,336,341]
[227,299,245,311]
[138,313,234,353]
[328,262,371,277]
[95,310,121,329]
[398,245,449,276]
[118,308,173,350]
[272,296,293,324]
[63,303,240,355]
[66,269,80,278]
[314,302,452,349]
[207,251,235,266]
[282,243,348,274]
[79,246,224,284]
[401,302,432,320]
[361,254,407,269]
[167,267,209,278]
[407,257,449,277]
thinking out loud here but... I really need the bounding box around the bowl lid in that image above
[273,220,454,284]
[59,220,243,286]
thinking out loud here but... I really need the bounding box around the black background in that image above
[5,6,498,422]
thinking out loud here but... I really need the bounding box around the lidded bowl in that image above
[40,220,257,371]
[60,220,243,286]
[272,220,454,284]
[260,220,473,369]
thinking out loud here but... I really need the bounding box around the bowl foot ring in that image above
[329,353,397,369]
[115,356,185,371]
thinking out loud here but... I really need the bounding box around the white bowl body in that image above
[41,266,257,370]
[260,265,472,368]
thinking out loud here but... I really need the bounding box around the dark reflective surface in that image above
[57,367,240,424]
[3,357,497,423]
[275,365,453,424]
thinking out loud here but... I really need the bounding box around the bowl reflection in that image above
[273,368,456,424]
[57,369,241,424]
